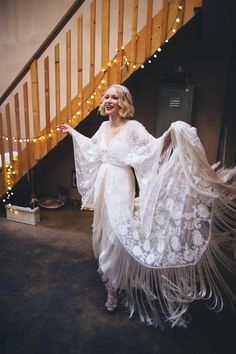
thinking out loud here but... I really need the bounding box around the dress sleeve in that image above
[71,126,102,209]
[127,121,166,235]
[130,120,236,243]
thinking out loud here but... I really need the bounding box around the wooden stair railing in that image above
[0,0,202,201]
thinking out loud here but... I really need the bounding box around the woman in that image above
[59,84,236,328]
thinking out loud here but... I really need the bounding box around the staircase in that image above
[0,0,202,201]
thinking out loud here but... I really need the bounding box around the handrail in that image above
[0,0,85,105]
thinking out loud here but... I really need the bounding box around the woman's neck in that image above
[109,115,126,128]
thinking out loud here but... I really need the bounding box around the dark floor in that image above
[0,204,235,354]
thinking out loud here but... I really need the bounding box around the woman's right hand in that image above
[58,124,72,134]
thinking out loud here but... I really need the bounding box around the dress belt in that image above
[101,162,130,169]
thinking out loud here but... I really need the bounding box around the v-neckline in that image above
[105,120,130,147]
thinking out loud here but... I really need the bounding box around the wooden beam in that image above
[179,0,185,28]
[117,0,124,83]
[55,43,61,143]
[23,82,32,172]
[90,1,96,89]
[30,60,41,160]
[5,104,13,166]
[77,15,83,119]
[0,112,6,194]
[66,30,72,120]
[145,0,153,59]
[130,0,138,71]
[101,0,110,86]
[14,93,23,178]
[160,0,169,43]
[44,56,51,152]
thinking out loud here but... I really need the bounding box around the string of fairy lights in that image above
[1,2,184,204]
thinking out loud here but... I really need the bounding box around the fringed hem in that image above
[95,230,236,328]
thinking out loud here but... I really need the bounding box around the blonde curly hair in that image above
[98,84,134,118]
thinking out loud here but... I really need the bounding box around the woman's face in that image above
[104,87,120,117]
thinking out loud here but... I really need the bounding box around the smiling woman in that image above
[99,84,135,119]
[58,84,236,328]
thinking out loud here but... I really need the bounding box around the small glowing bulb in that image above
[178,5,183,10]
[116,48,119,52]
[133,64,136,69]
[91,95,94,99]
[165,39,169,43]
[148,60,151,63]
[176,18,180,23]
[101,80,105,84]
[172,28,176,33]
[3,199,6,202]
[157,47,162,52]
[141,64,144,69]
[98,85,101,89]
[6,137,8,141]
[154,54,157,58]
[107,62,112,67]
[76,111,80,115]
[102,68,106,73]
[87,100,90,104]
[48,133,52,137]
[113,59,117,63]
[121,46,124,50]
[56,127,60,131]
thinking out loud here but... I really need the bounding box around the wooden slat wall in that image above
[0,0,202,198]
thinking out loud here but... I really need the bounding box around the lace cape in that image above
[72,120,236,327]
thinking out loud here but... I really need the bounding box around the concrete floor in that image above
[0,204,235,354]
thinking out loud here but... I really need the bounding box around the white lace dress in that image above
[71,119,236,328]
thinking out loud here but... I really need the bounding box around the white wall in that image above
[0,0,75,96]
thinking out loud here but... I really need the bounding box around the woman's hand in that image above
[58,124,72,135]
